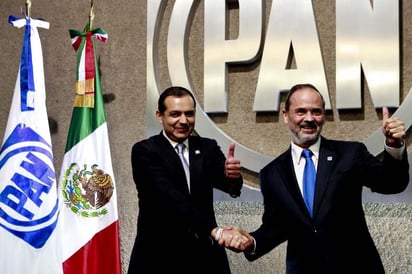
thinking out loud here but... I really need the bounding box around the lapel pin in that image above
[195,150,200,154]
[327,156,333,161]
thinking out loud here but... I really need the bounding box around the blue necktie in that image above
[176,143,190,191]
[302,149,316,217]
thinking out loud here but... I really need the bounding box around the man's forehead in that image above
[165,95,193,103]
[167,108,195,113]
[165,96,194,107]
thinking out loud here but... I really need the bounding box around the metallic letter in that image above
[204,0,263,113]
[253,0,330,112]
[336,0,399,109]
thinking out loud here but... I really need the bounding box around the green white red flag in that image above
[58,24,121,274]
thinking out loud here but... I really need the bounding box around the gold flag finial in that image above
[25,0,31,18]
[89,0,94,30]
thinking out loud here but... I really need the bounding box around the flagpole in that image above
[89,0,94,29]
[25,0,31,18]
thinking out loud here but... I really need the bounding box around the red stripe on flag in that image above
[63,221,122,274]
[85,32,95,80]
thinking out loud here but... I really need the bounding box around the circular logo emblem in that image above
[0,124,59,248]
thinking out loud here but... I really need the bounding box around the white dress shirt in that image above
[290,139,320,198]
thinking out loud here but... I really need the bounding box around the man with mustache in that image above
[220,83,409,274]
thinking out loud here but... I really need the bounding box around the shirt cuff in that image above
[245,236,257,255]
[384,140,405,160]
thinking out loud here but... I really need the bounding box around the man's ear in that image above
[281,109,288,124]
[155,110,163,124]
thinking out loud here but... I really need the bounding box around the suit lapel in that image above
[313,138,336,218]
[278,149,310,218]
[156,133,190,194]
[279,149,300,197]
[188,136,202,194]
[279,140,338,220]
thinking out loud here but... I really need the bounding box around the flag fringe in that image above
[74,78,95,107]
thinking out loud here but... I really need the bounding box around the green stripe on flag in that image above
[64,42,106,152]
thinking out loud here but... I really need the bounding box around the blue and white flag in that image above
[0,16,62,274]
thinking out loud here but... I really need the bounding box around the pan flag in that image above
[0,16,62,274]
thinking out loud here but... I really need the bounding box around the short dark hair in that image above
[158,86,196,113]
[284,83,325,111]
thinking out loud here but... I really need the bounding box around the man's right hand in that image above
[217,226,254,252]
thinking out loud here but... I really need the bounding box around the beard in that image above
[289,122,322,146]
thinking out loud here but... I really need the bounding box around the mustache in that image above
[300,121,317,128]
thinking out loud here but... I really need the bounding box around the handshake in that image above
[211,226,255,252]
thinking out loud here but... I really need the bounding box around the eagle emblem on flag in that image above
[61,163,114,218]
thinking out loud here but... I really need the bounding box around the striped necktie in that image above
[176,143,190,191]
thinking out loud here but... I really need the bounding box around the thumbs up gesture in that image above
[382,107,406,147]
[225,143,241,179]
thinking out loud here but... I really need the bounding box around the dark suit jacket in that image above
[127,133,243,274]
[245,137,409,274]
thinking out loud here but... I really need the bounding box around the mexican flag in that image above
[0,16,62,274]
[58,24,121,274]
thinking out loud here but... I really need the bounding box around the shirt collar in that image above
[291,138,321,164]
[162,130,189,149]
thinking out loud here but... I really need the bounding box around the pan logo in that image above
[0,124,59,248]
[146,0,412,174]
